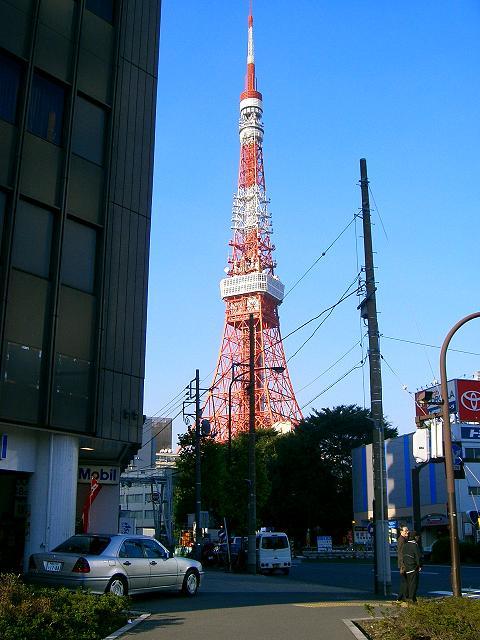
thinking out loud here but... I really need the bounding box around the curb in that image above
[342,618,371,640]
[103,612,151,640]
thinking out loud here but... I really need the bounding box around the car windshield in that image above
[259,535,288,550]
[52,535,111,555]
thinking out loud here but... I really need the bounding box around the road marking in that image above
[430,589,480,599]
[293,601,394,608]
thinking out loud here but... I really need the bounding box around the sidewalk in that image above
[113,569,385,640]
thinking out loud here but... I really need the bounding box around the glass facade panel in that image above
[86,0,114,23]
[61,219,96,292]
[27,73,65,145]
[52,353,92,430]
[12,200,53,277]
[0,191,6,252]
[0,51,22,124]
[1,341,42,421]
[465,448,480,461]
[72,97,106,165]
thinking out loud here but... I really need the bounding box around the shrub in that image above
[0,574,129,640]
[430,538,480,564]
[360,597,480,640]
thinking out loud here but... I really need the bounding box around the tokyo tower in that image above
[203,9,302,440]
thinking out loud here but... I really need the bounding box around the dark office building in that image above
[0,0,160,570]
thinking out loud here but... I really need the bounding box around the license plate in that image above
[44,561,62,572]
[273,563,279,568]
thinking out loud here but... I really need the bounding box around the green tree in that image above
[263,405,397,543]
[173,428,277,536]
[173,429,228,531]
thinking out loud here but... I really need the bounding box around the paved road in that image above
[289,559,480,598]
[118,561,480,640]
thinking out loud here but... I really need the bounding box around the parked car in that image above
[26,534,203,597]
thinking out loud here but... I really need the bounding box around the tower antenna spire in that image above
[242,1,261,101]
[203,7,302,440]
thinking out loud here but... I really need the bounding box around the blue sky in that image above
[144,1,480,444]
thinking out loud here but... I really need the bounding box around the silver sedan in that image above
[26,534,203,597]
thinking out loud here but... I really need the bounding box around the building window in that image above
[144,510,154,519]
[52,353,92,429]
[27,73,65,145]
[72,97,106,165]
[86,0,114,23]
[1,342,42,422]
[61,219,97,293]
[0,52,22,124]
[127,494,143,503]
[12,200,53,278]
[0,191,6,253]
[464,448,480,462]
[468,486,480,496]
[127,510,143,520]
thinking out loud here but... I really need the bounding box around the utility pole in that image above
[194,368,202,561]
[359,158,391,595]
[247,313,257,574]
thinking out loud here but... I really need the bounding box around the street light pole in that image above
[440,311,480,597]
[247,313,257,574]
[194,368,202,561]
[226,323,285,574]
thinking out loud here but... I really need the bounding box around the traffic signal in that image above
[417,390,434,405]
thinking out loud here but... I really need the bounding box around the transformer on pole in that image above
[203,9,302,439]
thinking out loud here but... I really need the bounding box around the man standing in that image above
[396,524,409,601]
[403,531,422,602]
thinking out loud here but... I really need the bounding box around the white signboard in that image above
[119,517,135,535]
[316,535,333,552]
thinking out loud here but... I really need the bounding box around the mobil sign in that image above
[415,379,480,423]
[78,466,119,485]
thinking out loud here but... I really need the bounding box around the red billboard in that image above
[456,379,480,422]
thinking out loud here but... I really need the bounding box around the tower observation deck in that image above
[202,10,302,439]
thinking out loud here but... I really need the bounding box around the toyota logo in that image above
[461,390,480,412]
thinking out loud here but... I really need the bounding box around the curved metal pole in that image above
[440,312,480,597]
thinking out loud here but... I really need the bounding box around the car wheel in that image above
[181,569,199,596]
[282,568,290,576]
[106,575,128,596]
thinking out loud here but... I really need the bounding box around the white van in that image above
[256,531,291,575]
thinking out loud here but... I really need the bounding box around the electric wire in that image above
[283,214,357,299]
[380,353,432,413]
[296,338,364,393]
[368,185,389,241]
[463,464,480,518]
[286,273,360,363]
[382,335,480,357]
[354,212,367,409]
[300,355,368,410]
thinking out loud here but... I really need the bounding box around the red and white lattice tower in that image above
[203,9,302,440]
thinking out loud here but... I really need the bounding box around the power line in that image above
[297,338,364,393]
[283,214,357,299]
[382,335,480,357]
[286,273,360,362]
[368,185,389,241]
[300,356,367,410]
